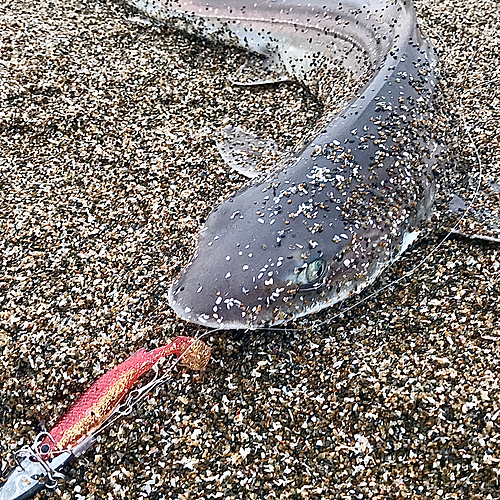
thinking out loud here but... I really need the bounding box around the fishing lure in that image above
[39,336,210,457]
[0,336,210,500]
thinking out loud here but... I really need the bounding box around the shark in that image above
[131,0,439,329]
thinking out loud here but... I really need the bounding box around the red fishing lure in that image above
[39,336,210,456]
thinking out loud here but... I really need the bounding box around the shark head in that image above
[168,174,355,328]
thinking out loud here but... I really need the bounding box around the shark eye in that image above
[306,259,326,282]
[296,259,326,285]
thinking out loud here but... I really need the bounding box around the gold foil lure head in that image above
[180,339,211,371]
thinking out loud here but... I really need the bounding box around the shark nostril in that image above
[171,284,185,298]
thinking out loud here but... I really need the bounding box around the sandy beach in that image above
[1,0,499,498]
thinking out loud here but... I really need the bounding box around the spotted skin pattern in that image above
[40,336,210,455]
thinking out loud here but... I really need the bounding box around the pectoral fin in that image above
[216,125,291,178]
[446,186,500,243]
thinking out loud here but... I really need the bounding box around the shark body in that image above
[132,0,439,328]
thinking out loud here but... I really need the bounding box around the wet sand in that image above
[1,0,499,498]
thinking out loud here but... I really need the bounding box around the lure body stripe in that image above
[41,336,210,454]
